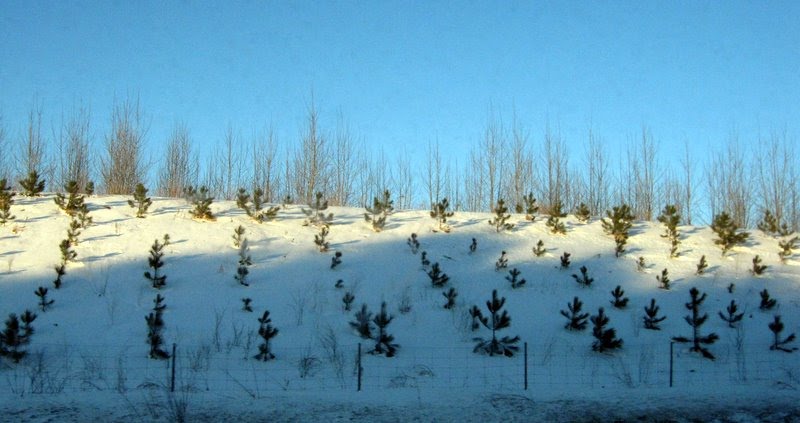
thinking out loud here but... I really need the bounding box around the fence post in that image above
[669,341,674,388]
[169,343,177,392]
[523,342,528,390]
[357,343,362,392]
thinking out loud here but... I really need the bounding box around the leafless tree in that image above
[755,131,798,231]
[679,141,697,225]
[424,140,445,209]
[0,113,7,181]
[251,126,280,203]
[477,114,507,211]
[330,117,360,206]
[392,149,415,210]
[55,105,93,192]
[583,128,610,216]
[627,127,658,220]
[100,97,148,194]
[293,98,330,204]
[16,105,50,188]
[157,122,198,198]
[507,115,534,212]
[541,125,569,214]
[706,135,752,227]
[463,149,484,212]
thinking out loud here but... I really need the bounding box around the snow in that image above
[1,195,799,421]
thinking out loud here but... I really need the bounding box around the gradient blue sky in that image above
[1,1,798,179]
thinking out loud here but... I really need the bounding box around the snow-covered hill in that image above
[1,195,798,421]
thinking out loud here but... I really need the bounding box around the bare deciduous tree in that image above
[706,135,752,228]
[157,122,198,198]
[424,140,445,209]
[541,125,569,214]
[508,115,534,212]
[627,127,658,220]
[293,99,330,204]
[755,132,797,230]
[100,97,148,194]
[0,113,7,181]
[393,149,415,210]
[679,141,696,225]
[16,105,50,189]
[330,118,360,206]
[583,129,610,216]
[55,105,93,192]
[251,126,281,203]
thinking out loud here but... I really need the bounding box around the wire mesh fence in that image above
[0,339,797,398]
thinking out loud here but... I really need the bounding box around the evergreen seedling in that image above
[696,255,709,275]
[302,191,334,227]
[727,283,735,294]
[657,204,682,258]
[18,170,45,197]
[430,198,454,232]
[427,262,450,288]
[574,203,591,223]
[751,255,767,276]
[186,185,215,221]
[489,198,514,232]
[636,256,646,272]
[442,287,458,309]
[469,305,483,331]
[364,189,394,232]
[591,307,623,352]
[768,315,797,353]
[144,238,167,289]
[560,297,589,331]
[657,268,671,290]
[572,265,593,287]
[407,233,420,254]
[673,287,719,360]
[610,285,629,309]
[242,298,253,312]
[34,286,54,311]
[757,209,780,236]
[545,210,567,235]
[473,290,520,357]
[778,236,798,263]
[0,311,36,363]
[0,178,15,225]
[495,251,508,271]
[237,187,279,223]
[759,289,777,310]
[560,252,571,269]
[152,293,166,312]
[601,204,634,257]
[718,300,744,328]
[330,251,343,269]
[643,298,666,330]
[66,218,82,246]
[518,192,539,221]
[371,302,398,357]
[127,183,152,218]
[255,310,279,361]
[232,225,245,248]
[52,264,66,289]
[234,239,253,286]
[342,291,355,312]
[145,304,169,360]
[711,212,749,256]
[84,181,95,196]
[59,239,77,264]
[350,304,373,339]
[334,279,344,288]
[314,226,330,252]
[420,251,430,268]
[469,238,477,254]
[506,268,526,289]
[532,240,546,257]
[54,180,87,216]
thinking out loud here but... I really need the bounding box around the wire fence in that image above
[1,339,797,398]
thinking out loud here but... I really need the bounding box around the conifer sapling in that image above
[430,198,454,232]
[488,199,514,232]
[443,287,458,309]
[643,298,666,330]
[364,189,394,232]
[314,226,330,252]
[532,239,546,257]
[711,212,749,256]
[242,298,253,312]
[751,255,767,276]
[778,236,798,263]
[330,251,342,269]
[473,289,520,357]
[371,302,398,357]
[495,251,508,271]
[420,251,430,268]
[302,192,334,227]
[407,233,420,254]
[757,209,780,236]
[145,300,169,360]
[672,287,719,360]
[469,305,483,331]
[144,238,167,289]
[186,185,215,221]
[0,311,37,363]
[350,304,373,339]
[427,262,450,288]
[255,310,279,361]
[18,170,45,197]
[759,289,777,310]
[591,307,623,352]
[574,203,591,223]
[232,225,245,248]
[469,238,477,254]
[35,286,54,311]
[506,268,526,289]
[560,252,571,269]
[768,315,797,353]
[601,204,634,257]
[59,239,77,264]
[560,297,589,331]
[657,204,681,258]
[545,200,567,234]
[696,255,709,275]
[519,192,539,221]
[610,285,629,309]
[52,264,66,289]
[718,300,743,328]
[234,239,253,286]
[237,187,279,223]
[636,256,646,272]
[657,268,671,290]
[572,265,593,287]
[0,178,15,225]
[342,291,355,312]
[127,183,152,218]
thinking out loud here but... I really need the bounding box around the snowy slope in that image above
[1,195,799,421]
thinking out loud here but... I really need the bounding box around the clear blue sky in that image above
[1,1,798,185]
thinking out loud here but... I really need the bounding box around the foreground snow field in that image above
[1,195,798,421]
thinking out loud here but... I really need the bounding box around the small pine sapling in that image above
[506,268,526,289]
[59,239,77,264]
[657,204,682,258]
[52,264,66,289]
[330,251,343,269]
[18,170,45,197]
[35,286,54,311]
[364,189,394,232]
[302,192,334,227]
[66,218,82,246]
[518,192,539,221]
[350,304,373,339]
[473,289,520,357]
[757,209,780,236]
[84,181,95,196]
[545,200,567,235]
[342,291,355,312]
[488,199,514,232]
[254,310,279,361]
[427,262,450,288]
[751,255,767,276]
[234,239,253,286]
[768,315,797,353]
[574,203,591,223]
[778,236,799,263]
[711,212,749,256]
[469,305,483,331]
[532,240,546,257]
[443,287,457,309]
[237,188,279,223]
[232,225,245,248]
[430,198,454,232]
[495,251,508,271]
[242,298,253,312]
[420,251,430,268]
[282,194,293,209]
[560,297,589,331]
[572,265,593,287]
[672,287,719,360]
[610,285,629,309]
[601,204,634,258]
[314,226,330,252]
[407,233,420,254]
[718,300,744,328]
[560,252,571,269]
[127,183,152,218]
[759,289,777,311]
[0,178,16,225]
[696,255,709,275]
[371,302,398,357]
[643,298,666,330]
[636,256,646,272]
[0,311,37,363]
[656,268,671,290]
[144,238,167,289]
[145,304,169,360]
[54,180,87,216]
[334,279,344,288]
[186,185,216,221]
[727,283,735,294]
[469,238,477,254]
[591,307,623,352]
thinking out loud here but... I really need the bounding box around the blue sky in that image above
[1,1,798,185]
